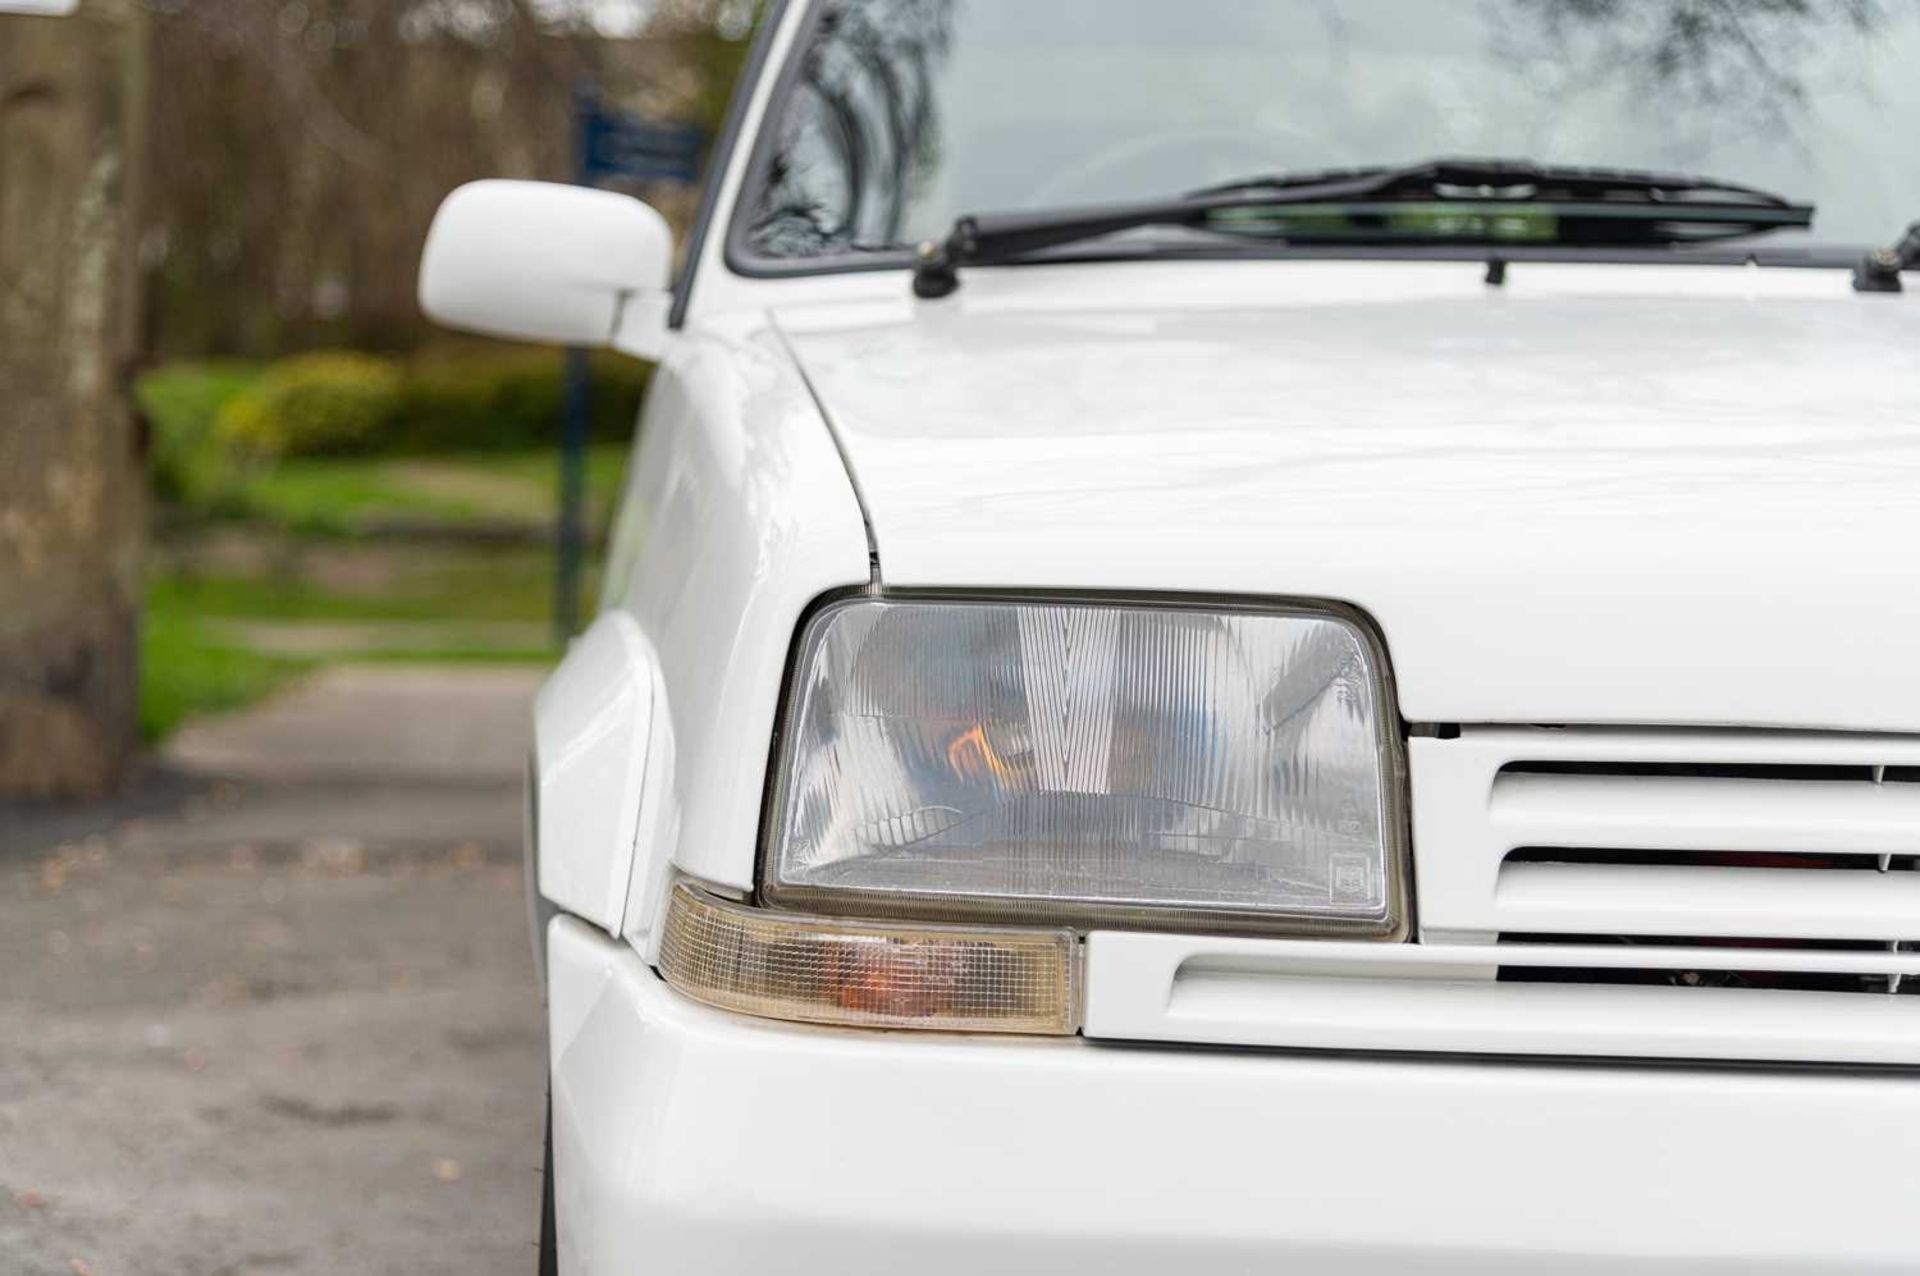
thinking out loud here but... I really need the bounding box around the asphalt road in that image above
[0,667,548,1276]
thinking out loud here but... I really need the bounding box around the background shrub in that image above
[390,345,650,452]
[138,361,262,505]
[216,351,405,458]
[159,343,653,473]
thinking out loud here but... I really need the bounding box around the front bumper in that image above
[549,916,1920,1275]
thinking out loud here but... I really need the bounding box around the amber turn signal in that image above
[658,881,1079,1035]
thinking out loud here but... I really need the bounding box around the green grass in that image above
[348,644,556,666]
[134,361,627,740]
[152,548,568,625]
[225,445,628,536]
[140,542,580,739]
[140,594,312,742]
[221,460,485,532]
[137,361,633,537]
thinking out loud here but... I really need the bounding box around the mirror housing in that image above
[419,180,673,358]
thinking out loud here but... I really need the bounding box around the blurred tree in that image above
[1509,0,1889,121]
[142,0,763,359]
[0,0,150,796]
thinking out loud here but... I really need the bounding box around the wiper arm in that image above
[912,155,1814,299]
[1854,221,1920,293]
[1188,156,1804,208]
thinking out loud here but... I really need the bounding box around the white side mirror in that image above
[419,180,673,359]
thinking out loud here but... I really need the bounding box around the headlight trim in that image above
[758,590,1411,941]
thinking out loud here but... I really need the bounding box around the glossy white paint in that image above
[597,311,871,919]
[419,180,673,355]
[532,612,658,933]
[549,915,1920,1274]
[774,259,1920,732]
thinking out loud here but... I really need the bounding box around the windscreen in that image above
[740,0,1920,260]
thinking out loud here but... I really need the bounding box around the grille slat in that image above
[1495,861,1920,943]
[1412,728,1920,1060]
[1490,771,1920,857]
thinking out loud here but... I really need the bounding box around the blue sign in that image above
[580,106,706,185]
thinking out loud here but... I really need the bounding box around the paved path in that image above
[0,665,549,1276]
[210,620,550,662]
[166,665,542,784]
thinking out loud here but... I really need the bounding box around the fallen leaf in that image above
[433,1158,462,1183]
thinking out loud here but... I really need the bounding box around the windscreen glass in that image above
[740,0,1920,259]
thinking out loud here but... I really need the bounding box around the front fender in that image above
[531,612,665,935]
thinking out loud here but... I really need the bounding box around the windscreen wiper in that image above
[1854,221,1920,293]
[912,156,1814,298]
[1188,157,1804,206]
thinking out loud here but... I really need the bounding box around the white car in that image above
[418,3,1920,1272]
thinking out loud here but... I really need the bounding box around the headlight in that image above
[763,596,1406,937]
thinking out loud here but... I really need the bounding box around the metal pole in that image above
[557,81,598,645]
[556,346,590,644]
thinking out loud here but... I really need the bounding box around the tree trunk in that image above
[0,0,148,798]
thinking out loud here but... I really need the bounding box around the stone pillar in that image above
[0,0,149,797]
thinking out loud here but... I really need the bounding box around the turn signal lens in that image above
[658,881,1079,1035]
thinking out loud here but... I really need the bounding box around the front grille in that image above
[1408,727,1920,1061]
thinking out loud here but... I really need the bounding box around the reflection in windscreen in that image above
[743,0,1920,258]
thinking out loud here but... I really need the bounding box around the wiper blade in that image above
[912,155,1814,298]
[1188,156,1804,209]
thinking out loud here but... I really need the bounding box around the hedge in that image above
[218,351,405,457]
[140,360,264,505]
[144,345,653,502]
[388,347,651,454]
[214,347,651,459]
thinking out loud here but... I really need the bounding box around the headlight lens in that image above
[764,597,1405,936]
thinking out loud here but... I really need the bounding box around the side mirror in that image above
[419,180,673,358]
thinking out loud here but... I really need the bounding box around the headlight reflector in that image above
[764,597,1404,936]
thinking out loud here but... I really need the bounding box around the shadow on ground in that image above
[0,665,547,1276]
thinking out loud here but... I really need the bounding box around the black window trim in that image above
[670,0,799,329]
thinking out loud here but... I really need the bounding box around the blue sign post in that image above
[582,110,706,186]
[554,86,706,644]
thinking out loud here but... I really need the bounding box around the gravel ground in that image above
[0,667,548,1276]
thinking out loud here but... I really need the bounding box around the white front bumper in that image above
[549,916,1920,1275]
